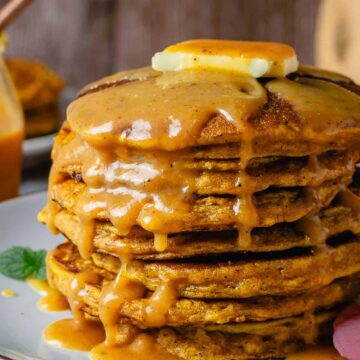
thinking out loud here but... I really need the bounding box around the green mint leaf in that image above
[33,250,47,280]
[0,246,47,280]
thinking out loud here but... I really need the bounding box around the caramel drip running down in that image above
[26,277,69,312]
[235,131,259,248]
[98,257,146,345]
[144,280,178,327]
[287,346,345,359]
[308,154,328,185]
[296,185,330,246]
[43,56,360,359]
[92,258,179,359]
[44,272,105,351]
[47,130,201,258]
[154,233,169,252]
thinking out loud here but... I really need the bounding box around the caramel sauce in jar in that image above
[0,38,24,202]
[0,130,23,201]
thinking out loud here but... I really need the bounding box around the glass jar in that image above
[0,35,24,201]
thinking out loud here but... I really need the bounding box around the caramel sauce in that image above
[99,258,146,344]
[27,276,54,295]
[68,271,100,319]
[144,280,178,327]
[68,69,266,150]
[44,272,105,350]
[44,318,105,351]
[38,293,69,312]
[266,77,360,138]
[95,258,178,356]
[0,130,23,201]
[154,233,169,252]
[26,276,69,312]
[287,346,345,359]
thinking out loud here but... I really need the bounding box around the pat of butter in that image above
[152,39,298,77]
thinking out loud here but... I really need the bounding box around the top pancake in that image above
[67,65,360,152]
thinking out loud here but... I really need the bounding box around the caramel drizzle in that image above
[47,131,357,258]
[67,271,100,322]
[143,280,178,327]
[297,186,330,246]
[234,129,259,248]
[154,233,169,252]
[99,257,146,345]
[98,256,179,352]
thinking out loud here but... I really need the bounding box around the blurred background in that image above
[0,0,358,199]
[0,0,330,89]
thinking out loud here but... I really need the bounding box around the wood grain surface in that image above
[0,0,321,89]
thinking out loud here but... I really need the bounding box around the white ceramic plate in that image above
[0,192,88,360]
[23,133,55,169]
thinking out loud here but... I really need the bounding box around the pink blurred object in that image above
[333,303,360,360]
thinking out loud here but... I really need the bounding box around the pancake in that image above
[42,202,360,260]
[48,241,360,327]
[122,236,360,298]
[50,176,350,234]
[52,127,357,197]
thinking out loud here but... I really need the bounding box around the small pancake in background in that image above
[6,58,64,138]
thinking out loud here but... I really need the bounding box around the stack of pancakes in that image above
[41,64,360,359]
